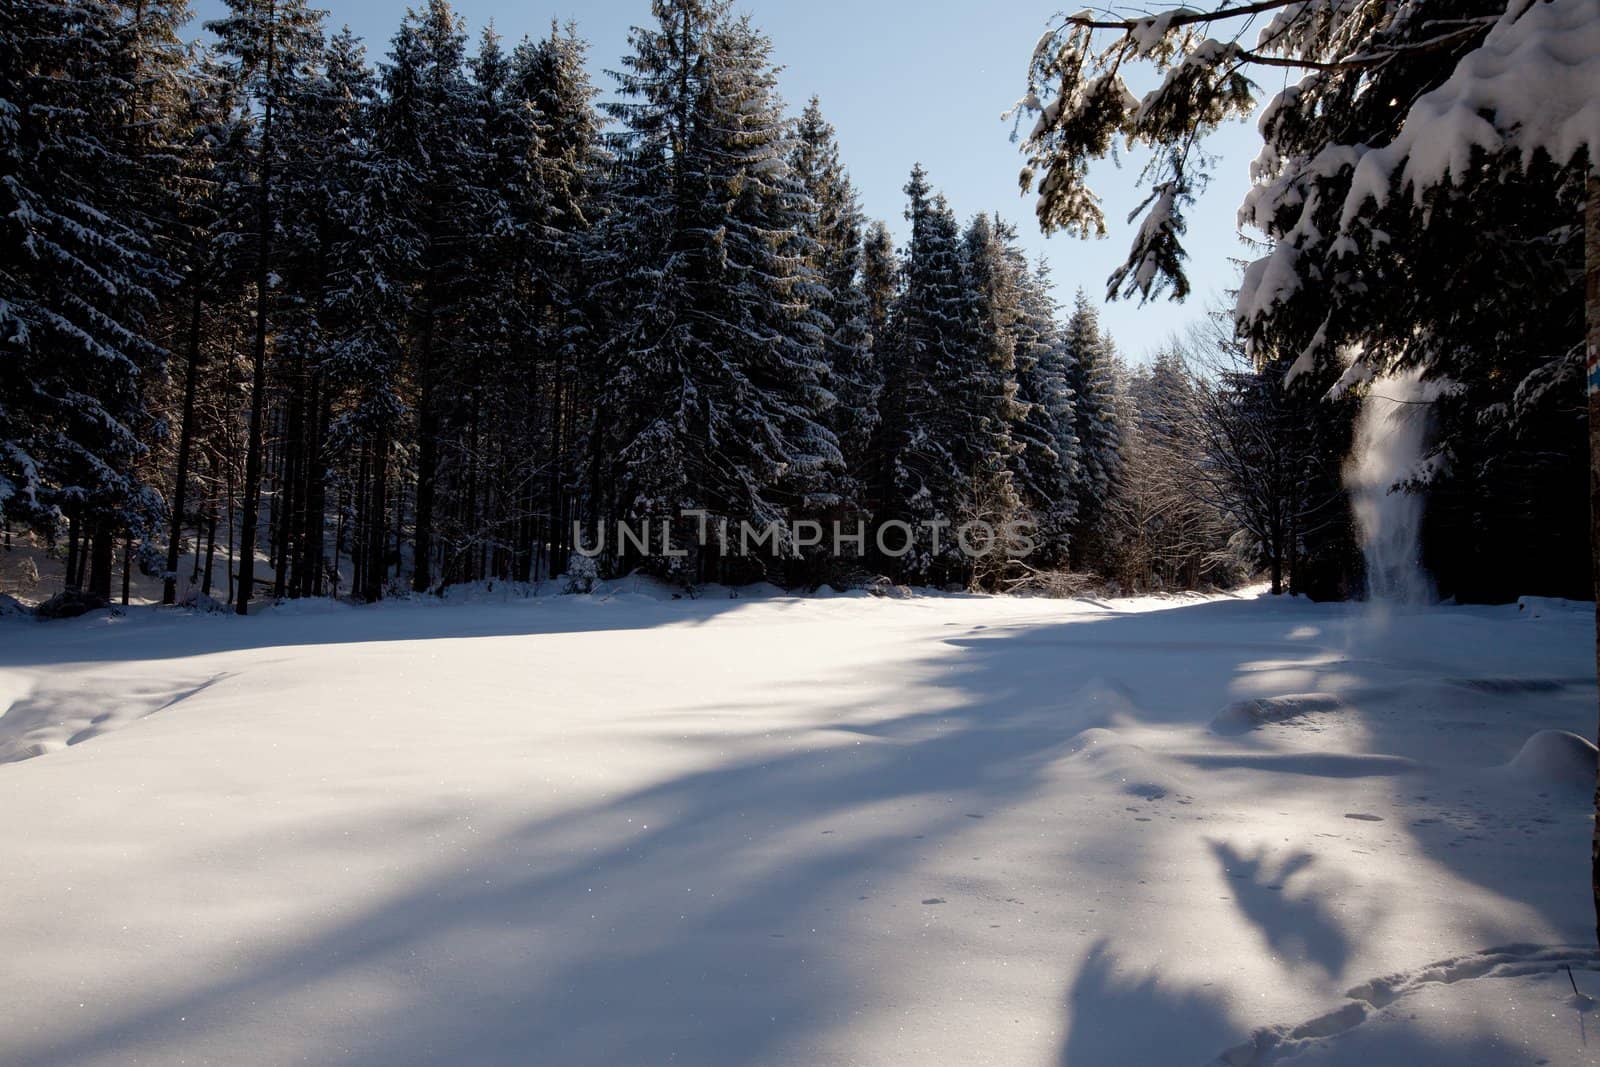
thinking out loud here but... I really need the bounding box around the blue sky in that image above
[192,0,1270,363]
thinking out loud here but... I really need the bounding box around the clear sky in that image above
[191,0,1271,364]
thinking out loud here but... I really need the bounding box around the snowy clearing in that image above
[1,588,1596,1065]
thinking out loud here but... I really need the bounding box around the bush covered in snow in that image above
[563,553,599,594]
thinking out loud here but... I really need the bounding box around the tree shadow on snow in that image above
[4,641,1107,1065]
[1057,938,1236,1065]
[4,594,1593,1066]
[1208,840,1352,979]
[0,589,794,668]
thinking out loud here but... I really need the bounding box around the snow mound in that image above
[1066,727,1187,800]
[1503,729,1596,785]
[0,672,34,723]
[1211,693,1344,735]
[176,588,230,614]
[435,580,543,604]
[262,595,356,616]
[1516,594,1592,619]
[1061,677,1146,726]
[0,671,227,765]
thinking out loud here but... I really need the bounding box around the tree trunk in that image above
[236,70,275,616]
[202,497,218,598]
[365,429,389,603]
[1586,171,1600,948]
[301,381,327,597]
[164,284,204,605]
[412,393,438,591]
[225,450,237,604]
[274,356,302,599]
[87,523,113,601]
[191,476,205,585]
[351,440,369,598]
[122,533,132,607]
[412,292,439,593]
[64,507,81,590]
[393,476,405,583]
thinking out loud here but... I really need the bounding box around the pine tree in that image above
[515,23,607,581]
[207,0,326,613]
[1061,291,1124,570]
[860,220,897,343]
[872,165,976,581]
[309,28,411,603]
[791,98,876,506]
[0,0,172,597]
[271,27,368,600]
[956,212,1028,581]
[599,1,839,578]
[1009,259,1080,563]
[159,57,241,604]
[377,0,487,592]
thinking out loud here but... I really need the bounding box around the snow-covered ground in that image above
[1,586,1596,1065]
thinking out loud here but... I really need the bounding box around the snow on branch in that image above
[1340,0,1600,226]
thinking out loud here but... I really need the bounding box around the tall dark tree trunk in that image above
[412,300,439,593]
[1585,172,1600,948]
[75,533,92,593]
[351,441,369,597]
[191,474,205,585]
[274,352,303,599]
[87,523,113,601]
[393,477,405,581]
[301,382,328,597]
[122,533,132,606]
[202,492,218,598]
[546,372,563,579]
[64,507,82,590]
[164,284,205,604]
[365,429,389,602]
[237,66,275,617]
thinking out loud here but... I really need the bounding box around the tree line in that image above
[2,0,1191,611]
[9,0,1575,613]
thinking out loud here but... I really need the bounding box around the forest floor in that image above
[1,583,1597,1065]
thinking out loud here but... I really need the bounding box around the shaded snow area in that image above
[1,588,1597,1065]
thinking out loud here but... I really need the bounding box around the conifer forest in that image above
[5,0,1587,614]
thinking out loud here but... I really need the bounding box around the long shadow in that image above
[1058,938,1236,1065]
[0,587,785,669]
[5,625,1110,1065]
[4,594,1593,1065]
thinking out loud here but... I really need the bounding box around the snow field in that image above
[0,587,1595,1065]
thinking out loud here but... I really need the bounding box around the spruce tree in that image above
[872,165,976,581]
[377,0,486,592]
[1062,291,1124,569]
[791,98,876,507]
[207,0,326,613]
[160,58,240,604]
[314,28,410,602]
[860,220,897,344]
[515,23,607,581]
[599,1,839,578]
[1009,259,1080,563]
[0,0,171,596]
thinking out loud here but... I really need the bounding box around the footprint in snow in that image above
[922,898,946,905]
[1344,813,1384,821]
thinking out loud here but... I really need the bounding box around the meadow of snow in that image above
[1,584,1597,1065]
